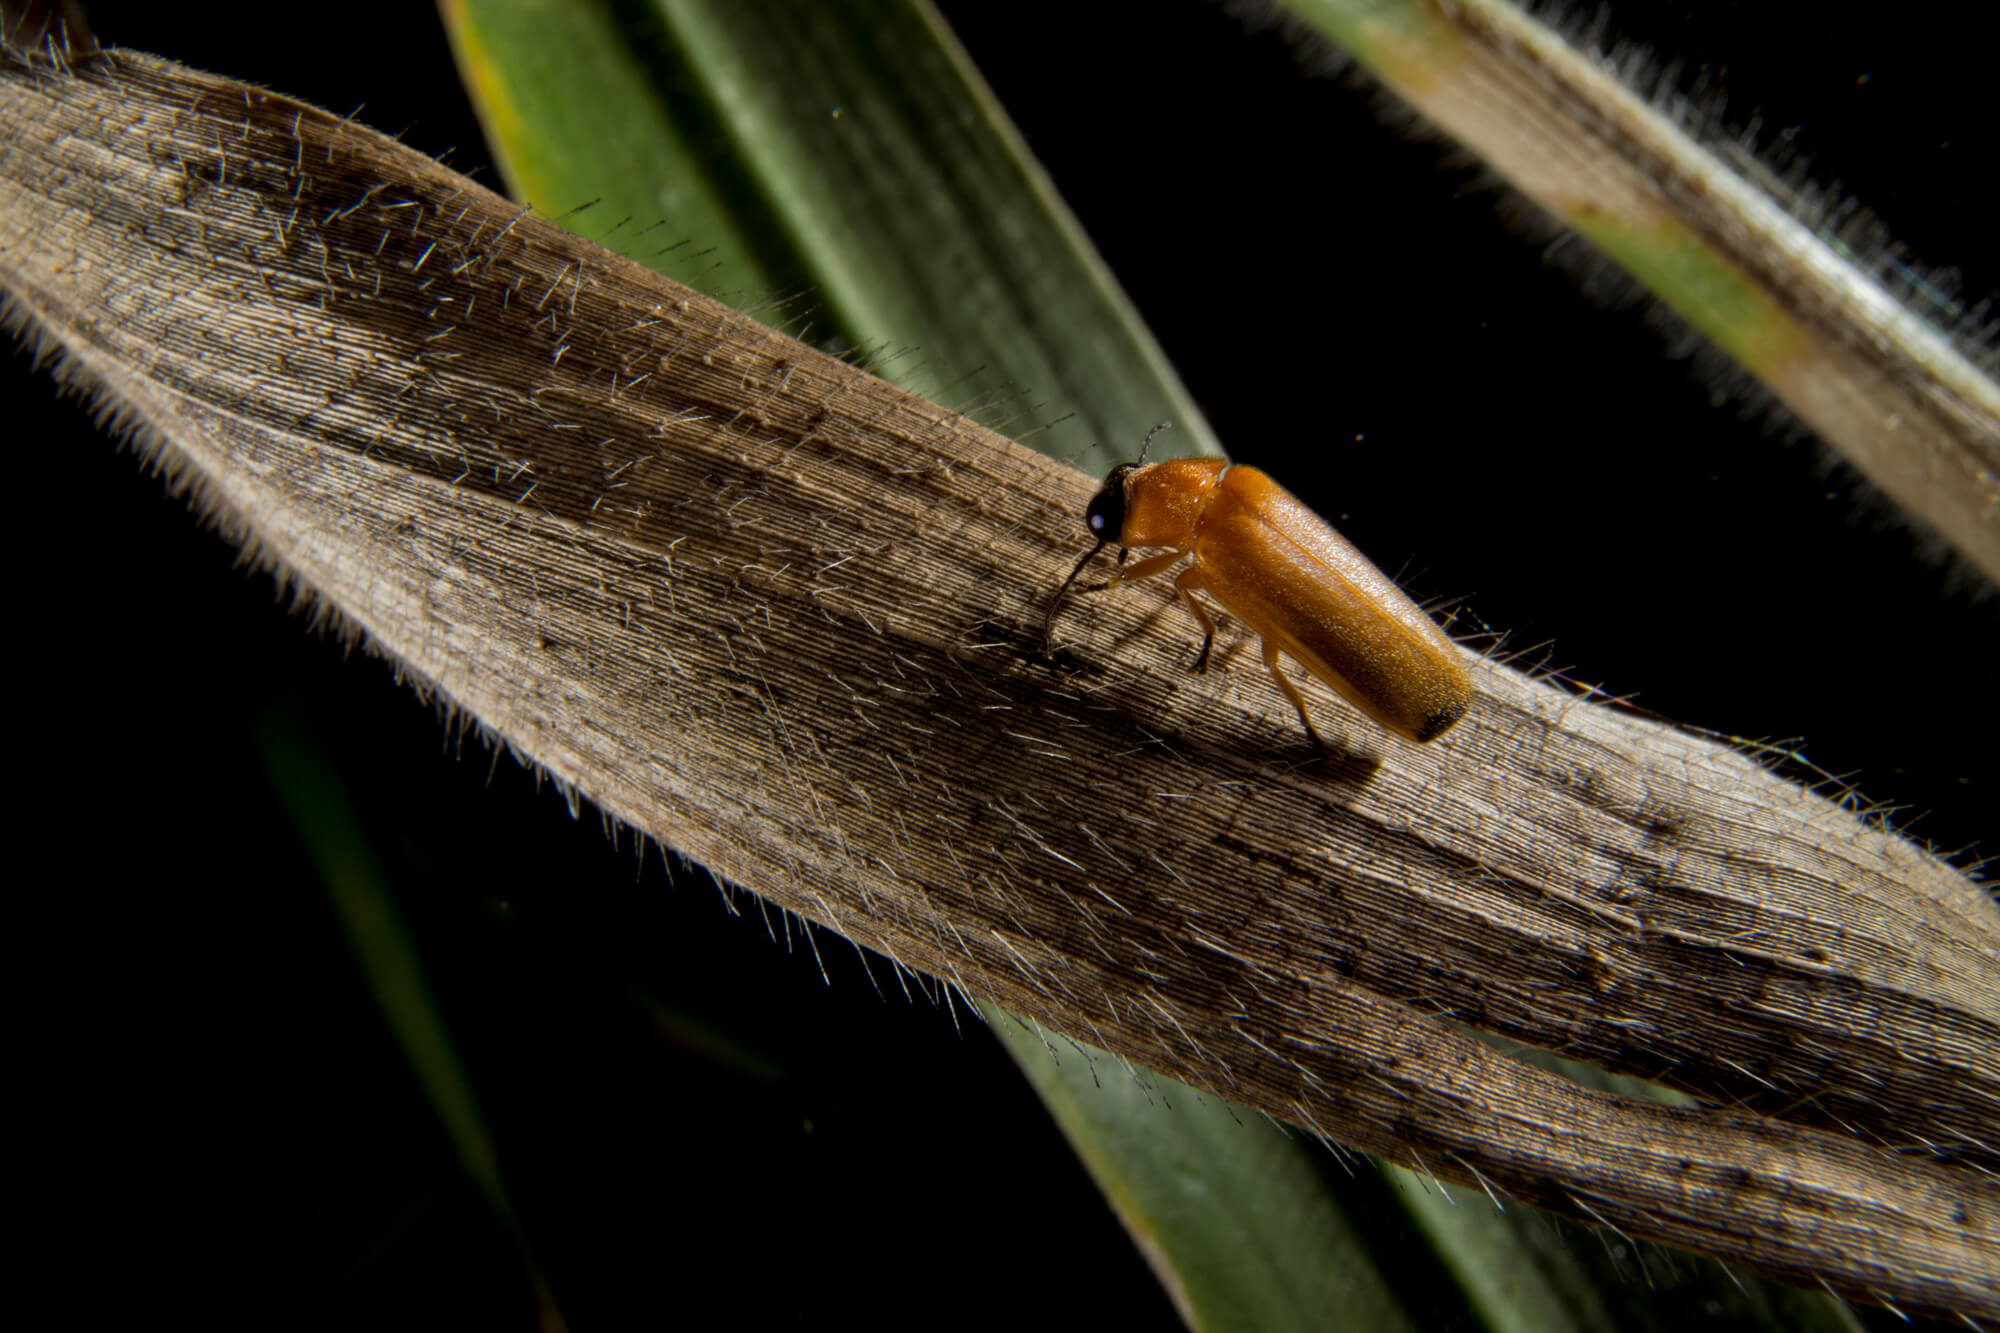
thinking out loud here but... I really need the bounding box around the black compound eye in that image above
[1082,466,1131,541]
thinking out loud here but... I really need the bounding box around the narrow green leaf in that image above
[1276,0,2000,580]
[255,702,510,1226]
[441,0,1219,467]
[440,0,793,309]
[992,1009,1417,1333]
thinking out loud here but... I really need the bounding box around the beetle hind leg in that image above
[1262,638,1330,753]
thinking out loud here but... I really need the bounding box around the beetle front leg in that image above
[1083,548,1182,594]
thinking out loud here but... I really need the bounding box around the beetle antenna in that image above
[1042,537,1109,647]
[1136,419,1172,466]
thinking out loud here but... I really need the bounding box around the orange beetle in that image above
[1046,425,1474,746]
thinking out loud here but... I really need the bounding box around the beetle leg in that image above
[1085,548,1182,593]
[1099,552,1214,669]
[1114,550,1185,582]
[1262,638,1330,754]
[1173,566,1219,673]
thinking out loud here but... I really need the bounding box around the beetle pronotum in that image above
[1045,425,1474,746]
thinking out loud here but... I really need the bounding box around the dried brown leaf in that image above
[3,47,1994,1319]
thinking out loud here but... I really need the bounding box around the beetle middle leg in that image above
[1262,638,1329,753]
[1172,567,1219,673]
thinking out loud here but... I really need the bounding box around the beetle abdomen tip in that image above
[1416,700,1470,743]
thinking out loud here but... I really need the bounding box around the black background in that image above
[11,2,1994,1327]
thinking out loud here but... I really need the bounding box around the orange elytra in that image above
[1045,424,1474,746]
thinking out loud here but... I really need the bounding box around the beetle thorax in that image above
[1119,458,1228,548]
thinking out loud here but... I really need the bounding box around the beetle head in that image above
[1083,464,1134,545]
[1042,421,1170,651]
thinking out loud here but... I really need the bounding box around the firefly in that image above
[1046,425,1474,746]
